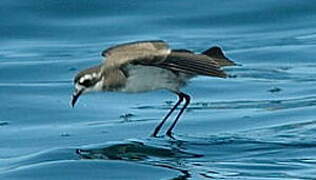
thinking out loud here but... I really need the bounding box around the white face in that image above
[71,65,103,107]
[75,72,103,94]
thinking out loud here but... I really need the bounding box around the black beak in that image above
[71,89,83,107]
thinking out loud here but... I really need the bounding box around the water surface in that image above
[1,0,316,179]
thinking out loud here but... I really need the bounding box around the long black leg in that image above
[166,92,191,138]
[151,93,184,137]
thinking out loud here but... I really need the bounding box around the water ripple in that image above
[134,96,316,112]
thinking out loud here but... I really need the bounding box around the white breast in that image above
[121,65,192,93]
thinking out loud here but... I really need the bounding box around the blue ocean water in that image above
[1,0,316,179]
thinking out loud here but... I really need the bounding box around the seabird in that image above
[71,40,236,138]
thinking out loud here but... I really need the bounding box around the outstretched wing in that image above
[202,46,236,66]
[102,40,227,78]
[102,40,170,67]
[157,51,227,78]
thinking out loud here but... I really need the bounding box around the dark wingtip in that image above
[203,46,223,56]
[202,46,237,67]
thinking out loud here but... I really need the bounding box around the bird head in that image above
[71,65,103,107]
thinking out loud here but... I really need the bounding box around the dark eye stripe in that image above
[79,79,93,87]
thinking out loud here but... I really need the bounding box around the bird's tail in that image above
[202,46,236,67]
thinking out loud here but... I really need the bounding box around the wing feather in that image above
[157,51,227,78]
[101,41,228,78]
[102,40,170,67]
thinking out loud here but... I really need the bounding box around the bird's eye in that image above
[79,78,93,87]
